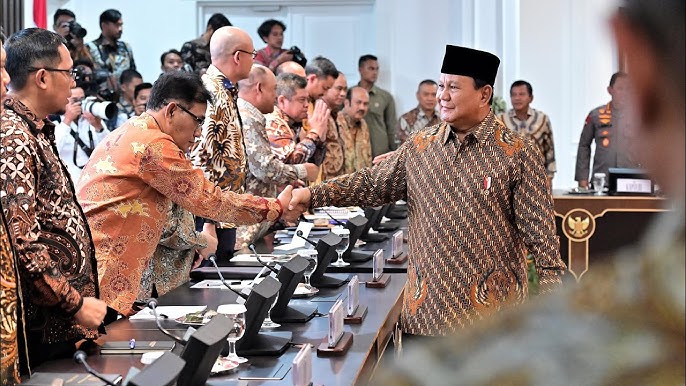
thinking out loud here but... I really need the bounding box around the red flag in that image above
[33,0,47,28]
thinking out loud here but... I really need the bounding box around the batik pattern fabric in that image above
[191,65,247,194]
[254,46,288,71]
[376,208,685,385]
[498,108,557,177]
[180,36,210,74]
[397,106,441,144]
[1,97,99,345]
[76,113,282,315]
[575,102,641,182]
[338,112,372,174]
[265,106,325,165]
[310,112,565,336]
[0,211,25,385]
[138,203,206,300]
[320,112,346,181]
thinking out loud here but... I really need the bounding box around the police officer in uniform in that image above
[575,71,641,188]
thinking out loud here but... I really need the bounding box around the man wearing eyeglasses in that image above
[1,28,107,369]
[190,26,257,262]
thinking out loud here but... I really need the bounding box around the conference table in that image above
[32,218,410,385]
[552,190,667,281]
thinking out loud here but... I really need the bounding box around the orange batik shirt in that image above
[77,114,282,315]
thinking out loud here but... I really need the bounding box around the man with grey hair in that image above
[265,72,330,165]
[190,26,255,261]
[235,65,319,250]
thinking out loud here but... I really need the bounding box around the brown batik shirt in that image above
[320,111,346,181]
[498,108,557,177]
[338,112,372,174]
[190,65,247,228]
[310,112,565,336]
[1,97,99,345]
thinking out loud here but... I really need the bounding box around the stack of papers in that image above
[129,305,207,320]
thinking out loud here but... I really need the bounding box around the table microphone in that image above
[208,254,249,300]
[147,298,186,345]
[320,208,346,226]
[73,350,122,386]
[295,230,318,248]
[249,244,279,275]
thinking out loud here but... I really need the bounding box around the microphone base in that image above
[271,303,317,323]
[386,209,408,219]
[374,223,400,232]
[312,274,349,288]
[361,233,390,243]
[345,250,374,263]
[236,331,292,357]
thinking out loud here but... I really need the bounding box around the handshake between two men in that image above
[276,185,311,222]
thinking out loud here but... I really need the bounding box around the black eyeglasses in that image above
[234,49,257,59]
[27,67,77,79]
[176,104,204,127]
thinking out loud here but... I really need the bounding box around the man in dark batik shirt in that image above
[289,45,565,337]
[1,28,106,369]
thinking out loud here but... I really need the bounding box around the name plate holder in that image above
[344,275,367,324]
[366,249,391,288]
[291,343,312,386]
[317,299,353,356]
[386,230,407,264]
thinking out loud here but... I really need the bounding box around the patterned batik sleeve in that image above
[243,117,305,184]
[157,204,207,251]
[0,126,83,315]
[310,141,408,208]
[139,138,282,225]
[397,117,411,144]
[512,139,566,292]
[283,131,318,165]
[543,117,557,176]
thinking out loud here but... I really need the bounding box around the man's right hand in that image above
[303,163,320,182]
[288,187,312,212]
[74,297,107,328]
[63,100,82,126]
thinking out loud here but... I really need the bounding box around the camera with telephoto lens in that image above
[81,96,118,121]
[68,20,87,39]
[288,46,307,67]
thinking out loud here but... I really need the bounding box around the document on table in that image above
[129,305,207,320]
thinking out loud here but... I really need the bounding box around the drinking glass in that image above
[298,249,319,291]
[593,173,606,195]
[218,304,248,364]
[331,227,350,267]
[261,291,281,329]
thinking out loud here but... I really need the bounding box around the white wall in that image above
[29,0,619,189]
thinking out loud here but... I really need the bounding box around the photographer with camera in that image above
[52,86,109,182]
[255,19,308,72]
[53,9,93,64]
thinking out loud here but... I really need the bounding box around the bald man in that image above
[275,60,305,77]
[339,86,372,173]
[235,64,318,250]
[190,26,256,261]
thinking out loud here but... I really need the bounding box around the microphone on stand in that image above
[295,230,318,248]
[147,299,186,345]
[207,254,249,300]
[320,208,346,227]
[73,350,122,386]
[249,244,279,275]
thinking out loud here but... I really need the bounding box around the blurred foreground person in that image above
[376,1,685,384]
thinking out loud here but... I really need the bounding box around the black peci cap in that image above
[441,45,500,86]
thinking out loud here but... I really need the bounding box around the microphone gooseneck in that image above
[249,244,279,275]
[147,299,186,344]
[295,230,318,248]
[208,254,249,300]
[74,350,120,386]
